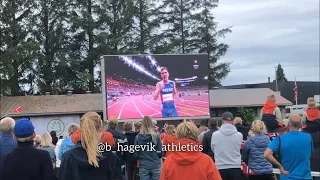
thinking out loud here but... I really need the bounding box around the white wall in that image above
[30,114,80,137]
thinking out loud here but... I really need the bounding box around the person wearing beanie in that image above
[211,112,243,180]
[0,118,56,180]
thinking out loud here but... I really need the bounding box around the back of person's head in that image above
[13,118,36,142]
[195,123,201,128]
[221,112,234,124]
[0,117,15,133]
[123,121,132,132]
[233,117,242,125]
[67,123,79,136]
[250,120,266,135]
[288,114,302,130]
[41,132,53,147]
[307,97,316,108]
[267,94,276,102]
[50,130,57,137]
[140,116,157,143]
[208,118,218,128]
[80,111,103,167]
[34,135,41,145]
[108,116,118,129]
[165,125,176,135]
[176,122,198,141]
[134,121,141,132]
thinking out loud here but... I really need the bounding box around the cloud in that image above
[212,0,319,85]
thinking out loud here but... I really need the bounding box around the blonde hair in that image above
[123,122,132,132]
[68,123,79,136]
[80,112,103,167]
[16,135,34,142]
[250,120,266,135]
[140,116,157,144]
[165,125,176,135]
[307,97,316,107]
[41,132,53,147]
[176,122,198,141]
[34,135,41,144]
[108,116,118,129]
[134,121,141,131]
[267,94,276,102]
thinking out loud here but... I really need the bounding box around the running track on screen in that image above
[107,94,210,119]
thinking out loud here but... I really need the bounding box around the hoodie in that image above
[160,139,221,180]
[58,142,117,180]
[162,135,177,158]
[211,123,243,170]
[243,134,273,175]
[58,136,75,160]
[134,134,163,170]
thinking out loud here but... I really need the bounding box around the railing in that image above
[272,168,320,177]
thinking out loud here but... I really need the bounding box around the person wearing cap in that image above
[211,112,243,180]
[202,118,219,161]
[0,118,56,180]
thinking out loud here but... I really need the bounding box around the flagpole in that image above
[295,77,298,106]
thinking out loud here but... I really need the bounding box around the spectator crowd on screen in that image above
[0,95,319,180]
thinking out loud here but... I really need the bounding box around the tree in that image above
[157,0,197,53]
[128,0,161,53]
[235,107,256,124]
[0,0,38,96]
[30,0,70,94]
[189,0,231,88]
[276,64,287,82]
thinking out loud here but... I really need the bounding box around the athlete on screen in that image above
[153,67,178,117]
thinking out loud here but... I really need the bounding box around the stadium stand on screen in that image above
[102,54,210,120]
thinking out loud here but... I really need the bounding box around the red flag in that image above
[13,106,22,113]
[293,79,298,101]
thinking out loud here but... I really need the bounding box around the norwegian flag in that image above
[293,78,298,102]
[13,106,22,113]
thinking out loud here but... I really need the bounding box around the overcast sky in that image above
[212,0,319,86]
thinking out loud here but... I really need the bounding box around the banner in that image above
[30,115,80,137]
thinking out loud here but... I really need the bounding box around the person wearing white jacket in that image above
[55,138,63,177]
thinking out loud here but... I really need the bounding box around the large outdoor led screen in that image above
[101,54,210,120]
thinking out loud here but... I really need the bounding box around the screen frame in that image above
[101,53,211,122]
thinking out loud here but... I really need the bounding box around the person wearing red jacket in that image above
[302,97,320,132]
[160,122,222,180]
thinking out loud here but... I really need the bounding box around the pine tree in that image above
[0,0,38,96]
[157,0,198,53]
[190,0,231,88]
[276,64,287,82]
[30,0,70,94]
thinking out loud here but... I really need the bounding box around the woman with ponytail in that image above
[58,112,117,180]
[134,116,163,180]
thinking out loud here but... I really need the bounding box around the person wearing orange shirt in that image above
[160,122,222,180]
[302,97,320,132]
[260,94,284,132]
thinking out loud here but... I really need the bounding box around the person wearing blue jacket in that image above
[134,116,163,180]
[58,123,79,160]
[243,120,273,180]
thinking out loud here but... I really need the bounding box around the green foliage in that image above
[0,0,232,95]
[276,64,287,82]
[235,107,256,124]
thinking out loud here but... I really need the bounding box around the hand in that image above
[279,166,289,176]
[157,81,164,89]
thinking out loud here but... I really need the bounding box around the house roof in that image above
[0,88,292,117]
[209,88,292,108]
[0,94,103,117]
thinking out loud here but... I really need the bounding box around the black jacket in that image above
[0,141,56,180]
[58,142,117,180]
[202,127,218,161]
[124,131,138,164]
[309,131,320,172]
[235,123,250,140]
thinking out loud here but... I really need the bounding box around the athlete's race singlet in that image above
[159,81,178,117]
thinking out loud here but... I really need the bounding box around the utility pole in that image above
[275,67,278,92]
